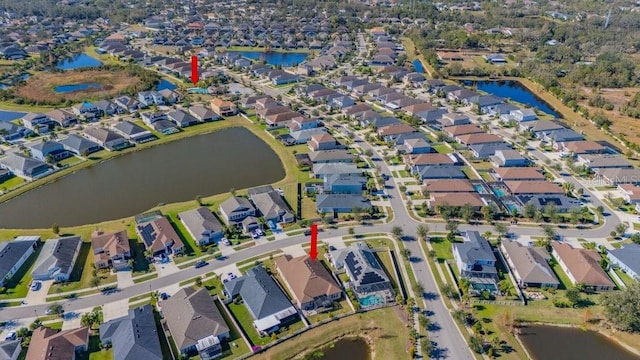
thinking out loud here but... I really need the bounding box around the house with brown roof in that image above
[275,255,342,312]
[403,102,433,116]
[500,240,559,289]
[423,179,474,193]
[428,193,485,210]
[377,124,416,142]
[597,167,640,185]
[26,326,89,360]
[406,153,457,167]
[455,133,503,146]
[494,167,545,181]
[135,213,184,256]
[551,242,615,291]
[342,103,372,116]
[209,98,237,116]
[504,181,564,195]
[308,133,338,151]
[556,140,606,155]
[266,111,303,128]
[91,229,131,271]
[444,124,483,138]
[618,184,640,205]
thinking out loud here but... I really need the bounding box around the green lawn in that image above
[202,277,225,299]
[166,213,199,257]
[461,167,480,180]
[550,257,573,290]
[0,176,25,190]
[132,273,158,284]
[84,335,112,360]
[129,239,152,274]
[305,299,353,325]
[57,156,84,167]
[227,301,268,346]
[0,245,42,300]
[429,237,456,263]
[214,300,251,359]
[376,251,401,297]
[614,268,637,287]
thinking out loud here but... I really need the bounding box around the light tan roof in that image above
[403,102,433,114]
[310,133,335,144]
[429,193,484,207]
[407,153,455,166]
[275,255,341,306]
[495,167,545,181]
[562,141,605,153]
[501,240,559,286]
[456,133,502,145]
[26,326,89,360]
[444,124,483,137]
[618,184,640,200]
[504,181,563,194]
[91,229,130,263]
[377,123,416,136]
[423,179,473,193]
[551,242,614,288]
[209,98,235,108]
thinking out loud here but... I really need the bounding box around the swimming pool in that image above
[504,202,520,213]
[188,87,210,94]
[472,283,497,292]
[492,187,507,197]
[359,294,385,307]
[473,183,489,194]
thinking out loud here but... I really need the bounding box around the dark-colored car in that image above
[304,229,312,236]
[195,260,208,269]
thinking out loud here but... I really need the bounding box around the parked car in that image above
[30,281,41,291]
[4,331,16,341]
[221,238,231,246]
[194,260,208,269]
[304,229,312,236]
[159,292,169,300]
[228,272,237,280]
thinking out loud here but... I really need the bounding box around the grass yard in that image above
[0,176,25,191]
[57,156,84,167]
[429,237,455,263]
[84,335,112,360]
[49,242,117,294]
[461,167,480,180]
[132,272,158,284]
[549,257,573,290]
[0,245,42,299]
[214,300,251,359]
[614,268,636,287]
[376,251,401,296]
[228,300,269,346]
[129,239,152,274]
[202,277,226,299]
[305,299,353,325]
[253,307,411,360]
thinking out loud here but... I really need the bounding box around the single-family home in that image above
[312,163,360,179]
[178,207,224,246]
[248,186,295,224]
[0,236,40,287]
[453,231,499,294]
[46,109,78,128]
[308,150,354,164]
[224,266,298,335]
[428,193,485,210]
[32,236,82,282]
[607,243,640,281]
[519,120,564,135]
[542,128,584,144]
[517,194,582,213]
[504,181,564,195]
[494,167,545,181]
[456,133,503,147]
[91,230,131,271]
[483,53,507,64]
[469,142,513,159]
[27,140,70,162]
[287,117,318,132]
[167,109,200,128]
[276,255,342,311]
[158,89,182,104]
[423,179,474,193]
[598,168,640,185]
[189,105,221,122]
[316,194,371,214]
[415,165,467,182]
[22,113,54,134]
[329,242,394,302]
[286,128,328,145]
[72,102,100,121]
[551,242,615,291]
[491,149,528,167]
[219,196,259,232]
[138,91,165,107]
[210,98,237,116]
[577,154,632,172]
[323,174,367,194]
[0,153,51,180]
[511,108,537,122]
[0,339,21,360]
[618,184,640,205]
[416,108,448,125]
[268,70,300,85]
[444,124,484,138]
[557,141,606,155]
[83,127,131,151]
[114,96,140,113]
[0,122,30,142]
[94,100,121,116]
[160,288,230,358]
[26,326,89,360]
[407,153,458,172]
[113,121,157,143]
[500,240,560,289]
[308,133,339,151]
[59,134,102,156]
[377,124,416,142]
[396,138,431,154]
[99,304,163,360]
[135,212,184,256]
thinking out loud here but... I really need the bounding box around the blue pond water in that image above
[156,79,177,91]
[413,59,425,73]
[54,83,103,93]
[0,110,26,122]
[228,51,308,67]
[57,53,102,70]
[462,80,560,118]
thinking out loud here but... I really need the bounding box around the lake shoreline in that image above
[296,335,373,360]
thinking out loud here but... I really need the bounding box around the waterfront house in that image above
[557,141,606,156]
[607,243,640,281]
[287,128,327,145]
[26,326,88,360]
[287,117,318,132]
[91,230,131,271]
[323,174,367,194]
[99,305,163,360]
[308,150,354,164]
[160,288,230,358]
[135,212,184,256]
[32,236,82,282]
[316,194,371,214]
[551,242,614,291]
[94,99,121,116]
[209,98,237,116]
[83,127,131,151]
[268,70,300,85]
[178,207,224,246]
[0,153,51,180]
[59,134,102,156]
[500,240,559,289]
[138,91,165,107]
[167,109,200,128]
[519,120,564,135]
[452,231,499,294]
[27,140,70,162]
[308,133,338,151]
[141,112,168,125]
[224,266,298,335]
[189,105,221,122]
[275,255,342,312]
[0,236,40,287]
[0,339,20,360]
[72,102,100,121]
[158,89,182,104]
[312,163,360,179]
[511,108,537,122]
[112,121,157,143]
[22,113,54,134]
[46,109,78,128]
[248,185,295,224]
[219,196,259,232]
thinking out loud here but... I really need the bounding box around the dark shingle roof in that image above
[99,304,163,360]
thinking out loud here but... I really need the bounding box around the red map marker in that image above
[309,223,318,261]
[191,55,199,85]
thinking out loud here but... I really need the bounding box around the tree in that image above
[569,207,581,225]
[566,287,581,307]
[523,203,536,219]
[49,303,64,318]
[469,335,485,354]
[416,224,429,242]
[441,284,456,299]
[391,225,403,239]
[52,223,60,235]
[348,227,355,236]
[421,338,433,357]
[195,194,203,206]
[89,275,101,289]
[460,203,474,223]
[413,282,424,296]
[601,282,640,332]
[493,223,508,238]
[418,313,430,331]
[616,222,629,237]
[481,205,495,222]
[562,181,575,196]
[30,318,42,330]
[445,220,459,235]
[498,279,514,296]
[542,225,556,241]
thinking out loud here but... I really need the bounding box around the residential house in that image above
[248,186,295,224]
[316,194,371,214]
[551,242,615,291]
[135,213,184,256]
[308,133,338,151]
[517,194,582,212]
[138,91,165,107]
[597,168,640,185]
[494,167,545,181]
[266,111,303,128]
[287,128,328,145]
[160,288,230,358]
[32,236,82,282]
[287,117,318,132]
[330,96,355,109]
[557,141,606,156]
[0,122,30,142]
[59,134,102,156]
[21,113,54,134]
[618,184,640,205]
[189,105,221,122]
[178,207,224,246]
[83,127,131,151]
[219,196,259,232]
[423,179,474,193]
[0,153,51,180]
[360,116,399,129]
[542,128,584,145]
[94,100,121,116]
[469,142,513,159]
[377,123,416,142]
[416,108,448,125]
[504,181,564,195]
[27,140,70,162]
[329,242,394,302]
[224,266,298,335]
[428,193,485,210]
[415,165,467,182]
[407,153,458,173]
[46,109,78,128]
[312,163,360,179]
[519,120,564,135]
[443,124,483,138]
[456,133,503,147]
[491,149,527,167]
[26,326,89,360]
[607,244,640,281]
[99,305,163,360]
[159,89,182,105]
[308,150,354,164]
[268,70,300,85]
[396,138,431,154]
[210,98,237,116]
[167,109,200,128]
[72,102,100,121]
[114,96,140,113]
[113,121,157,143]
[452,231,499,293]
[91,230,131,271]
[500,240,559,289]
[0,339,21,360]
[323,174,367,194]
[577,155,632,172]
[511,109,537,122]
[0,236,40,287]
[275,255,342,311]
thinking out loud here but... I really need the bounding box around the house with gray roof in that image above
[500,240,559,289]
[160,288,230,358]
[248,186,295,224]
[59,134,102,156]
[32,236,82,282]
[0,153,51,180]
[189,105,220,122]
[607,243,640,281]
[27,140,70,162]
[224,266,298,335]
[99,305,163,360]
[0,122,30,142]
[113,121,157,143]
[167,109,200,128]
[84,127,131,151]
[219,196,259,232]
[0,339,21,360]
[329,242,394,303]
[289,128,327,145]
[453,231,499,294]
[316,194,371,214]
[415,165,466,181]
[323,174,367,194]
[469,142,512,159]
[0,236,40,287]
[312,163,360,179]
[178,207,224,246]
[308,150,355,164]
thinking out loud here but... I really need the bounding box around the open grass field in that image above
[254,306,411,360]
[13,69,141,103]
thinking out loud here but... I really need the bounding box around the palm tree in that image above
[562,181,575,196]
[498,279,515,296]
